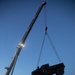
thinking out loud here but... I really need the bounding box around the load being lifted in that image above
[32,63,65,75]
[4,1,65,75]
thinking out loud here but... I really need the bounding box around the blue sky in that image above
[0,0,75,75]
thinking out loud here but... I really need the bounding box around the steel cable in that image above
[37,32,46,67]
[47,32,62,62]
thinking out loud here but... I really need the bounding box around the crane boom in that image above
[5,2,46,75]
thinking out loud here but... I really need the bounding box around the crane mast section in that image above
[5,2,46,75]
[22,2,46,44]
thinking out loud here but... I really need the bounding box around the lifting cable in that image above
[36,5,47,67]
[46,32,62,63]
[37,5,62,67]
[37,29,47,67]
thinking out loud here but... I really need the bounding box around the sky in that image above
[0,0,75,75]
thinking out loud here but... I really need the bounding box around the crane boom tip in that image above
[42,2,47,6]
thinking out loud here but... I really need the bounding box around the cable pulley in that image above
[44,26,48,31]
